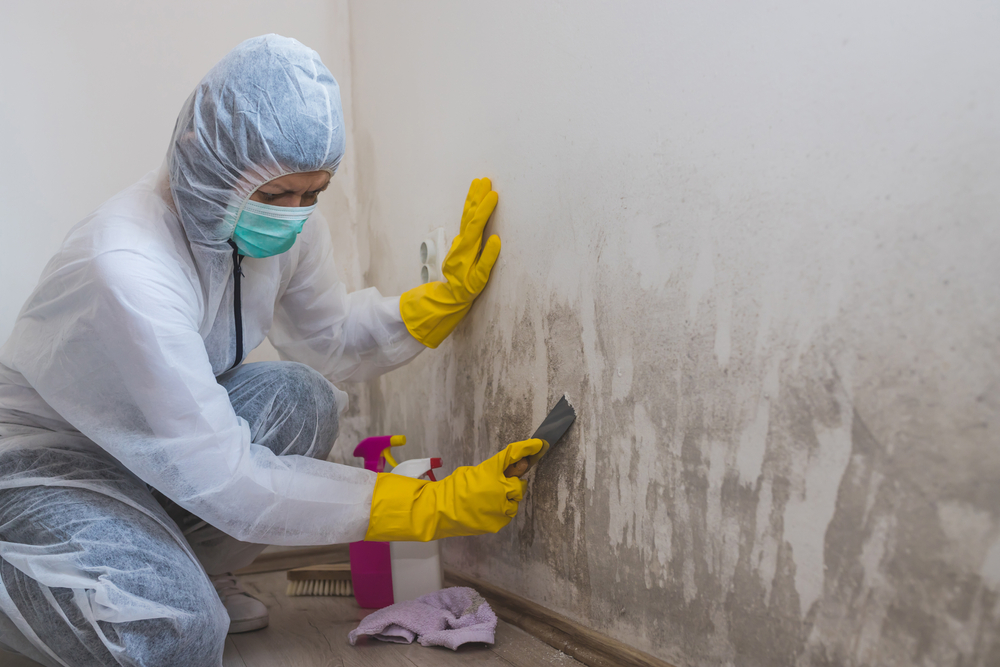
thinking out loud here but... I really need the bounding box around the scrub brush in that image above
[285,563,353,597]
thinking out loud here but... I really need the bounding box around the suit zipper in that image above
[228,240,244,371]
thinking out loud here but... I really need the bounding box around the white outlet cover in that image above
[421,227,448,283]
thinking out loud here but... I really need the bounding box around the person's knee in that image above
[96,511,230,665]
[222,361,340,459]
[117,584,228,667]
[285,362,339,416]
[173,595,230,666]
[280,362,339,454]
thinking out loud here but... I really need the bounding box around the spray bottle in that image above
[349,435,406,609]
[387,457,444,603]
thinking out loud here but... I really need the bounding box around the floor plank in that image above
[222,637,249,667]
[379,640,511,667]
[234,569,585,667]
[234,544,349,576]
[0,570,586,667]
[0,648,44,667]
[491,622,581,667]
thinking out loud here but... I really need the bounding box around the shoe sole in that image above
[228,616,270,634]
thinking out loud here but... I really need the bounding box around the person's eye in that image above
[259,192,279,201]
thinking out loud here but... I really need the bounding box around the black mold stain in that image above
[364,246,1000,666]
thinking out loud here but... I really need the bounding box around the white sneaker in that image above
[210,572,269,634]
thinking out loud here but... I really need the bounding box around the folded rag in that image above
[348,586,497,650]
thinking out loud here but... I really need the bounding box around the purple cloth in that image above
[348,586,497,650]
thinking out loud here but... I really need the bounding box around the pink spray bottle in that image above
[350,436,443,608]
[350,435,405,609]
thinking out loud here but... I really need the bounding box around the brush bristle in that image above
[285,578,353,597]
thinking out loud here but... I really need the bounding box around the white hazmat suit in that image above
[0,35,424,666]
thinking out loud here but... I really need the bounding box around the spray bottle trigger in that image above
[381,435,407,469]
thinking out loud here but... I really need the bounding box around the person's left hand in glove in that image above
[400,178,501,348]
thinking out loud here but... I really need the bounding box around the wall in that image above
[3,2,999,664]
[0,0,384,449]
[346,1,1000,665]
[0,0,360,338]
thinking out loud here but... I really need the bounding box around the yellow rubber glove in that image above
[365,439,544,542]
[400,178,501,348]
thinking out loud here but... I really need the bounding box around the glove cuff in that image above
[365,473,430,541]
[400,283,473,348]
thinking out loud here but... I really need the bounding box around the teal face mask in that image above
[229,199,317,258]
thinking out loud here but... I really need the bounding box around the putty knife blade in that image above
[527,395,577,468]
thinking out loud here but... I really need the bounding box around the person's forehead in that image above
[261,171,331,192]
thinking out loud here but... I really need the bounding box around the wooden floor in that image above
[1,569,584,667]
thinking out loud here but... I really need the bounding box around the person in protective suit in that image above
[0,35,542,667]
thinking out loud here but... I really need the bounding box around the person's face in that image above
[250,171,331,207]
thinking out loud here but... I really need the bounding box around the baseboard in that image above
[444,567,676,667]
[234,544,349,575]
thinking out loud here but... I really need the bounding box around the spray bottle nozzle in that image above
[390,456,443,481]
[353,435,407,473]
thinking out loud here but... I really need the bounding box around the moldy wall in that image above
[341,2,1000,665]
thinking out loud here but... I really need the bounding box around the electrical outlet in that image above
[420,228,448,283]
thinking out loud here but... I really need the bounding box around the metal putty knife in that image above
[504,395,577,478]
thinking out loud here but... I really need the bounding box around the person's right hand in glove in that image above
[365,438,545,542]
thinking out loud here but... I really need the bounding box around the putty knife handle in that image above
[504,458,531,478]
[503,439,550,478]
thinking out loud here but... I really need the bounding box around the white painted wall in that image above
[347,1,1000,665]
[0,0,361,341]
[3,2,999,663]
